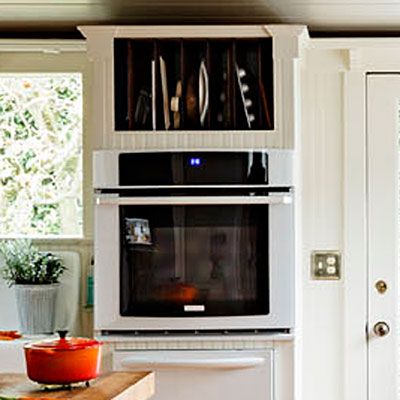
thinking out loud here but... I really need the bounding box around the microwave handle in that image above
[95,194,292,206]
[120,355,266,370]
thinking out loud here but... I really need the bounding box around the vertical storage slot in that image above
[127,41,134,130]
[235,39,260,130]
[205,40,211,129]
[208,40,232,130]
[114,39,128,130]
[231,40,237,130]
[182,40,207,130]
[158,40,181,130]
[152,40,159,131]
[114,39,154,131]
[180,40,185,129]
[259,38,274,130]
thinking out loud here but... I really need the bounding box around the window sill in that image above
[0,236,93,246]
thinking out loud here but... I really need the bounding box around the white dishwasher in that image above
[113,349,275,400]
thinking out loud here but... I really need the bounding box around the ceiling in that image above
[1,0,400,34]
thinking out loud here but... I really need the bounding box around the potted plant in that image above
[0,239,66,335]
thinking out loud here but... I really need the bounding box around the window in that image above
[0,73,83,237]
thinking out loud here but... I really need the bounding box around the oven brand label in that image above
[184,305,205,312]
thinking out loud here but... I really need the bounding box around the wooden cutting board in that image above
[0,372,155,400]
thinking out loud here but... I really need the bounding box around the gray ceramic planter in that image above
[14,284,59,334]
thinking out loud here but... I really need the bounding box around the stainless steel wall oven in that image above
[94,150,294,333]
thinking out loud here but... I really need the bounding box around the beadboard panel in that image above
[34,239,94,337]
[94,131,282,151]
[109,337,290,351]
[301,47,345,400]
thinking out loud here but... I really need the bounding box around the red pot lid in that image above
[25,331,101,351]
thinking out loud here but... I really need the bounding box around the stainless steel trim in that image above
[95,195,292,206]
[120,355,266,370]
[95,184,292,190]
[184,305,205,312]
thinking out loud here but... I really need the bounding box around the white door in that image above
[367,74,400,399]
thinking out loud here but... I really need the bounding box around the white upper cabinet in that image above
[79,25,308,150]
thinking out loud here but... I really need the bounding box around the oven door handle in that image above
[120,355,266,370]
[95,194,292,206]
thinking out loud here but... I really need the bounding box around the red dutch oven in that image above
[24,331,102,385]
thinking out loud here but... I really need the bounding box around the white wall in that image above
[301,46,348,400]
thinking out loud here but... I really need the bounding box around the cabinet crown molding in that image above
[79,24,309,61]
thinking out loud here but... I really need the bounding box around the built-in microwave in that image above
[93,150,294,333]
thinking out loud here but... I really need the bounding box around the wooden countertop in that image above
[0,372,155,400]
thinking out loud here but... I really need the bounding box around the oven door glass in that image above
[119,204,268,317]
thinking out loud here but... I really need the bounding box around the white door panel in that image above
[367,74,400,400]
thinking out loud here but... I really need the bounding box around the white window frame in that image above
[0,39,91,240]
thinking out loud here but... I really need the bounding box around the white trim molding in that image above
[343,70,368,400]
[0,39,86,53]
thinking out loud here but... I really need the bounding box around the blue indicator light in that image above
[189,157,202,166]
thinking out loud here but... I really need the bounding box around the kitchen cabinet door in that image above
[114,349,274,400]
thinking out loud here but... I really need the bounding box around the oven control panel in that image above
[118,151,268,186]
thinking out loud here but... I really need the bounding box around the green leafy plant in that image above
[0,239,66,287]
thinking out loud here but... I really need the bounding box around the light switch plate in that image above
[311,251,341,280]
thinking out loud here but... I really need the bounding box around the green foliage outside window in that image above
[0,74,83,236]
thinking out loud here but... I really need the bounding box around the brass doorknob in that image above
[373,321,390,337]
